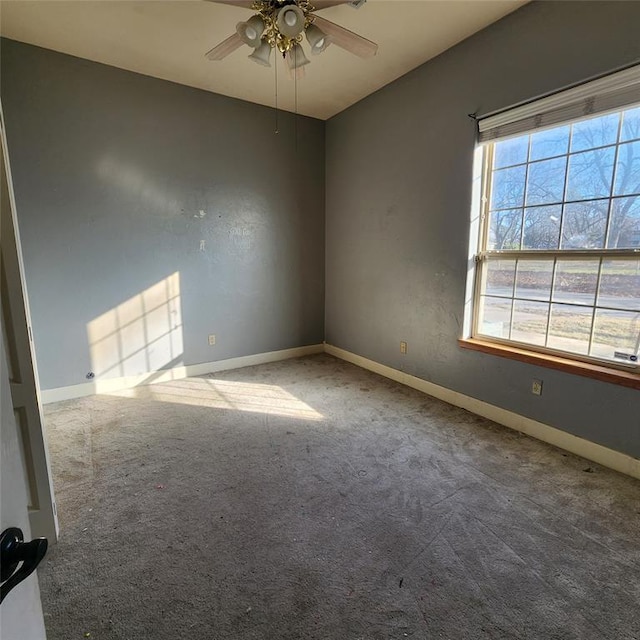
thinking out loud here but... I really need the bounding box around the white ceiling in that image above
[0,0,528,120]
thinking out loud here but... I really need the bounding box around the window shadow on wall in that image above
[86,272,183,382]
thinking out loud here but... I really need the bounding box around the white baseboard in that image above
[324,343,640,481]
[40,344,324,404]
[40,341,639,480]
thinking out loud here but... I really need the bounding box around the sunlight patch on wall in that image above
[109,377,323,421]
[87,272,183,379]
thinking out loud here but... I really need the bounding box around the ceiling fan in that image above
[204,0,377,73]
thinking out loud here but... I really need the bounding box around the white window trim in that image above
[466,88,640,374]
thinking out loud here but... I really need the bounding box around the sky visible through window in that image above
[477,107,640,365]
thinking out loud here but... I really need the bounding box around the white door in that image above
[0,332,47,640]
[1,104,56,638]
[0,103,58,542]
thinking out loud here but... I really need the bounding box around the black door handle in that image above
[0,527,48,604]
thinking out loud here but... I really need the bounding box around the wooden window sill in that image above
[458,338,640,390]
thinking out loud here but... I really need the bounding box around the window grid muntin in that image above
[587,258,605,354]
[493,140,622,172]
[519,135,533,246]
[489,193,640,216]
[488,108,640,254]
[479,255,638,307]
[476,254,640,364]
[556,138,573,251]
[487,195,640,251]
[488,105,640,173]
[545,257,559,346]
[603,115,625,248]
[473,149,640,376]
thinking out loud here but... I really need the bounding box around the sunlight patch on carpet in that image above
[109,377,323,421]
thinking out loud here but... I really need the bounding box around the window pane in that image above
[479,105,640,366]
[613,140,640,196]
[526,157,566,206]
[621,106,640,142]
[478,296,512,338]
[494,136,529,169]
[607,196,640,248]
[522,205,561,249]
[552,260,599,305]
[597,259,640,311]
[547,304,593,355]
[487,209,522,250]
[484,260,516,297]
[561,200,608,249]
[570,113,620,152]
[515,260,554,301]
[530,126,570,161]
[590,309,640,361]
[491,165,526,209]
[511,300,549,346]
[566,147,615,201]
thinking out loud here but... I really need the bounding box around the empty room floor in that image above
[38,354,640,639]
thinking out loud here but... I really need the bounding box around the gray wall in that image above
[2,2,639,458]
[1,39,325,390]
[326,1,640,458]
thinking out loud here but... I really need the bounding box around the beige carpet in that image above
[38,354,640,639]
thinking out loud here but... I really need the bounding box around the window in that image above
[470,67,640,371]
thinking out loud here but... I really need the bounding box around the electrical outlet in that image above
[400,341,407,355]
[208,334,216,346]
[531,379,543,396]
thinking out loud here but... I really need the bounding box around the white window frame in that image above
[467,65,640,375]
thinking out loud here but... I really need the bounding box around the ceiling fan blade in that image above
[312,1,352,9]
[206,0,349,8]
[313,15,377,58]
[205,33,244,61]
[204,0,254,7]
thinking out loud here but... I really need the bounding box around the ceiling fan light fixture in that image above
[286,43,310,70]
[276,5,305,38]
[205,0,378,72]
[248,39,272,67]
[236,14,265,48]
[306,24,330,55]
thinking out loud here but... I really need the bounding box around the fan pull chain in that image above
[274,52,279,134]
[294,62,298,153]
